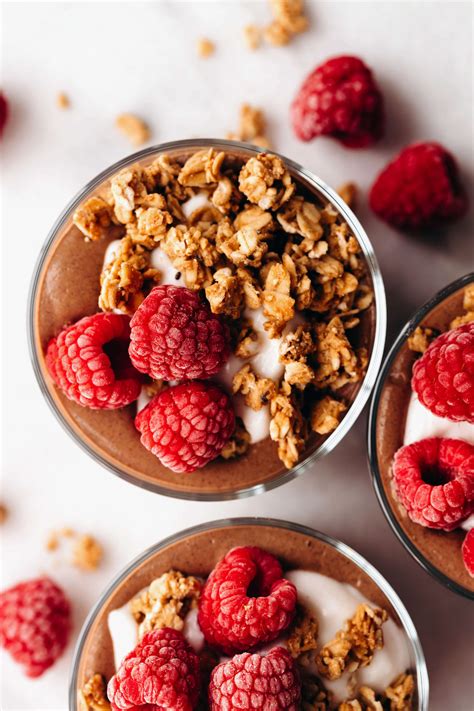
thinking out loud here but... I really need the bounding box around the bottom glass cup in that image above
[70,517,429,709]
[368,273,474,599]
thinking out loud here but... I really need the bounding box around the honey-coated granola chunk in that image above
[269,382,306,468]
[384,673,415,710]
[73,197,115,242]
[178,149,225,187]
[239,153,294,210]
[233,364,276,411]
[407,326,438,354]
[79,674,111,711]
[286,605,319,658]
[311,396,347,435]
[220,418,251,459]
[115,113,150,147]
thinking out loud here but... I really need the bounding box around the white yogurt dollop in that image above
[108,569,412,703]
[403,391,474,446]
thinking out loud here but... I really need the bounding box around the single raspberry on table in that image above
[392,437,474,531]
[209,647,301,711]
[412,322,474,423]
[198,546,297,654]
[0,576,71,677]
[129,285,230,381]
[107,628,200,711]
[135,381,235,473]
[370,142,468,230]
[462,529,474,577]
[291,55,384,147]
[0,92,8,137]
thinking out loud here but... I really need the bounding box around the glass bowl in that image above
[69,517,428,710]
[368,273,474,599]
[28,139,386,500]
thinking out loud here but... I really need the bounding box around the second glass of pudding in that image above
[369,274,474,598]
[29,140,385,500]
[71,518,428,710]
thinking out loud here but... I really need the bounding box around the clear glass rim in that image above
[28,138,387,501]
[68,516,429,710]
[367,272,474,600]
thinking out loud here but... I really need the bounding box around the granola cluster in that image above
[45,528,103,571]
[450,283,474,329]
[73,148,374,469]
[408,284,474,353]
[130,570,201,639]
[79,674,111,711]
[227,104,271,149]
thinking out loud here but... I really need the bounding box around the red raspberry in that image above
[462,529,474,577]
[198,546,297,654]
[291,55,384,148]
[412,322,474,423]
[135,381,235,473]
[107,628,200,711]
[392,437,474,531]
[129,286,230,381]
[46,312,141,410]
[0,576,71,677]
[0,92,8,137]
[370,142,468,230]
[209,647,301,711]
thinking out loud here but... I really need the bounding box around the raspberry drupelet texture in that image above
[129,285,231,381]
[46,312,141,409]
[462,529,474,577]
[0,577,71,677]
[198,546,297,654]
[209,647,301,711]
[412,322,474,423]
[392,437,474,531]
[135,381,235,473]
[291,55,384,147]
[370,142,468,230]
[107,628,200,711]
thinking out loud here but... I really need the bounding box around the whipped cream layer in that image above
[404,391,474,447]
[108,570,411,703]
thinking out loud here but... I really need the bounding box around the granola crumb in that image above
[60,527,75,538]
[337,182,357,210]
[228,103,271,149]
[197,37,215,58]
[286,605,319,658]
[0,503,8,525]
[384,672,415,710]
[407,326,438,354]
[72,535,103,571]
[265,0,309,46]
[269,381,306,468]
[73,196,115,242]
[311,396,347,435]
[116,113,150,147]
[243,24,261,50]
[56,92,70,109]
[233,363,276,411]
[449,283,474,329]
[317,604,388,681]
[79,673,111,711]
[46,531,59,552]
[220,418,251,459]
[130,570,201,639]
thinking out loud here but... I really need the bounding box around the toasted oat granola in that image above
[317,604,388,681]
[73,148,373,470]
[73,535,103,571]
[286,605,319,658]
[265,0,309,45]
[56,92,70,109]
[220,418,251,459]
[384,673,415,710]
[228,104,271,149]
[301,674,333,711]
[449,283,474,328]
[407,326,438,354]
[79,674,111,711]
[337,183,358,210]
[197,38,215,58]
[130,570,201,639]
[116,113,150,147]
[243,24,261,50]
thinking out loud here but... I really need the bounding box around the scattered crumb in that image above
[243,24,261,50]
[56,92,70,109]
[337,183,357,210]
[197,38,215,58]
[115,113,150,147]
[73,535,103,571]
[60,526,75,537]
[0,503,8,525]
[227,103,271,149]
[46,531,59,551]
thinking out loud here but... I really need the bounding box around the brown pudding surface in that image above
[32,147,376,498]
[73,522,413,701]
[375,282,474,595]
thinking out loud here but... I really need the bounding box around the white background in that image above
[1,1,473,709]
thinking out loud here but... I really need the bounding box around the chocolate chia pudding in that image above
[29,140,385,499]
[369,274,474,598]
[71,519,427,710]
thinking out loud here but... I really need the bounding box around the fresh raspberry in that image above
[46,312,141,410]
[135,381,235,473]
[412,322,474,423]
[0,92,8,137]
[209,647,301,711]
[107,628,200,711]
[462,529,474,577]
[198,546,297,654]
[129,286,230,381]
[392,438,474,531]
[370,142,468,230]
[0,576,71,677]
[291,55,384,148]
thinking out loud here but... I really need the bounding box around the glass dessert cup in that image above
[69,517,428,710]
[368,273,474,599]
[28,139,386,501]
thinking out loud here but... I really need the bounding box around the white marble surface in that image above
[1,1,473,709]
